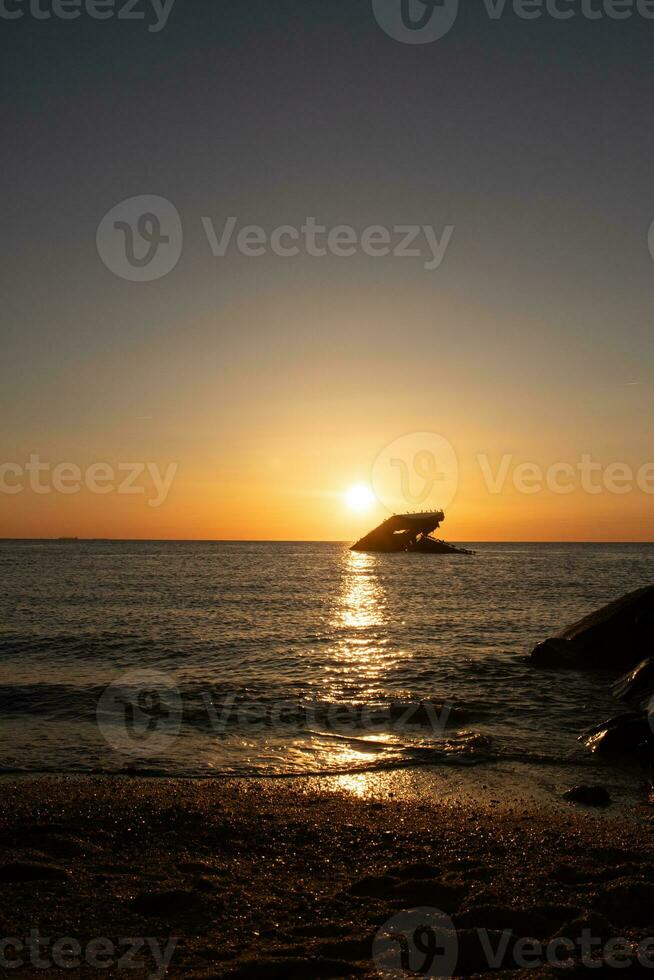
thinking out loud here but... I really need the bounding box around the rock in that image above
[562,785,612,806]
[530,586,654,670]
[581,712,651,757]
[593,879,654,926]
[0,861,69,882]
[613,658,654,702]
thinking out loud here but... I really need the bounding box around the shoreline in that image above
[2,755,650,821]
[2,775,654,977]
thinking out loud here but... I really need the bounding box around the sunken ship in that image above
[351,511,473,556]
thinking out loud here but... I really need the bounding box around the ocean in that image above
[1,540,653,807]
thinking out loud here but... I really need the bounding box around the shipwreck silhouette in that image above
[351,511,473,555]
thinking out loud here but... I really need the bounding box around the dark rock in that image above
[0,861,69,882]
[593,879,654,926]
[562,785,612,806]
[530,586,654,670]
[613,657,654,702]
[580,712,651,757]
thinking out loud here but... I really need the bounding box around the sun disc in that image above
[345,484,376,513]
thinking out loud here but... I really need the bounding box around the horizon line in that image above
[2,538,654,545]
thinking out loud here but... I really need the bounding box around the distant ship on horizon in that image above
[351,511,473,556]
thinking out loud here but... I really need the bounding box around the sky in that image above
[2,0,654,541]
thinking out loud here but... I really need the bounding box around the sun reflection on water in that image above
[335,550,387,631]
[325,550,403,695]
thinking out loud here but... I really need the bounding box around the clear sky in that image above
[2,0,654,540]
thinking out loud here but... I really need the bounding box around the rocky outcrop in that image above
[530,585,654,670]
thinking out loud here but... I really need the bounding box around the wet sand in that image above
[2,776,654,977]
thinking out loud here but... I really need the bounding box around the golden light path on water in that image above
[308,550,413,785]
[327,550,403,690]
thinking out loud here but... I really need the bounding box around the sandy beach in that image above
[2,776,654,977]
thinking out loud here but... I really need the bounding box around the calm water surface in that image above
[1,541,653,803]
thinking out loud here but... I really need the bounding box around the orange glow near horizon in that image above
[2,294,653,543]
[2,454,654,542]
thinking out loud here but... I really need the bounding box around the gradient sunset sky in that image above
[3,0,654,541]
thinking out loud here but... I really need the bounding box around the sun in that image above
[345,484,376,513]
